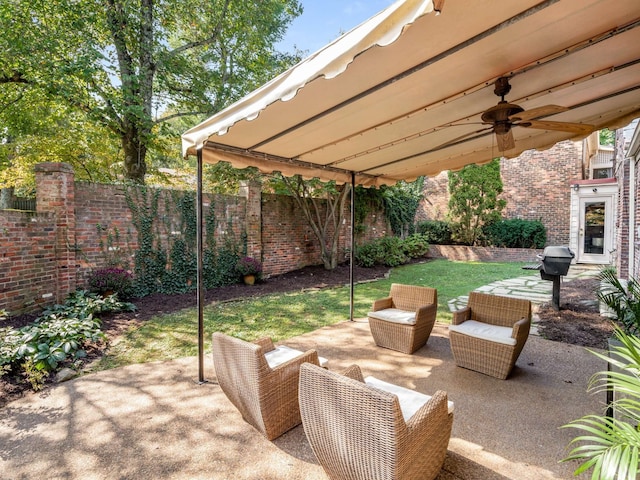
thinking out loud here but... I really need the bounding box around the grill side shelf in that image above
[522,264,543,270]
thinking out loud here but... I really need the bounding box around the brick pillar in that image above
[243,180,262,262]
[35,162,77,302]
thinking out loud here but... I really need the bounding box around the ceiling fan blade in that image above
[510,105,569,122]
[522,120,595,135]
[496,130,515,151]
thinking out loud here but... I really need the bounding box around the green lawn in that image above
[94,259,533,371]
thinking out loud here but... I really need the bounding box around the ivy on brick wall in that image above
[354,179,424,239]
[122,187,244,297]
[96,224,134,268]
[381,178,424,238]
[354,186,384,236]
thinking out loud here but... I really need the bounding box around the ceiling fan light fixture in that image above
[481,101,524,123]
[494,122,511,135]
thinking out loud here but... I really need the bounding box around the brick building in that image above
[416,135,621,263]
[621,119,640,280]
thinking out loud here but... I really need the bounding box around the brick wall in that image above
[74,185,247,284]
[428,245,543,263]
[35,162,77,302]
[0,210,58,313]
[416,140,583,246]
[415,171,449,223]
[74,182,135,272]
[261,193,318,274]
[2,163,385,314]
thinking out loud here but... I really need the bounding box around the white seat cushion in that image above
[364,376,454,421]
[368,308,416,325]
[448,320,516,346]
[264,345,328,368]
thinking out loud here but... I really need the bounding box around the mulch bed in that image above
[0,263,612,408]
[535,277,614,350]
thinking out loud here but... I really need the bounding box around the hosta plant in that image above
[562,327,640,479]
[0,290,135,389]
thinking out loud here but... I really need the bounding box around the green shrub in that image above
[22,358,48,391]
[483,218,546,248]
[416,220,452,245]
[355,236,416,267]
[402,234,430,259]
[378,237,408,266]
[355,240,384,268]
[448,159,505,246]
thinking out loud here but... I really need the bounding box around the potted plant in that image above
[88,267,133,298]
[561,327,640,480]
[236,257,262,285]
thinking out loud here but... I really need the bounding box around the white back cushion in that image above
[365,376,454,421]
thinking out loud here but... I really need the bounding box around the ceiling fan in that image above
[479,77,595,151]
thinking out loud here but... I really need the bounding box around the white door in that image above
[578,196,612,263]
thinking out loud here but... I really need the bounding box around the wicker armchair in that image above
[211,332,321,440]
[448,292,532,379]
[368,283,438,354]
[298,363,453,480]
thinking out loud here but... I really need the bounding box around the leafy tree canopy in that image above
[447,159,506,246]
[380,178,424,238]
[0,0,303,185]
[599,128,615,146]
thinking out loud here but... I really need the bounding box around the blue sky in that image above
[277,1,397,54]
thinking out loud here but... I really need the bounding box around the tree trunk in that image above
[122,128,148,183]
[282,176,350,271]
[0,187,14,209]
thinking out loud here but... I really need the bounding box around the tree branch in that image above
[0,71,30,84]
[88,79,123,131]
[154,110,214,124]
[0,90,25,115]
[165,0,231,60]
[105,0,135,84]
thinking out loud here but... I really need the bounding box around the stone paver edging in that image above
[446,265,602,336]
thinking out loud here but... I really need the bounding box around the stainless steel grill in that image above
[523,246,575,310]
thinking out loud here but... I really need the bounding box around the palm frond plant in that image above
[561,327,640,480]
[597,267,640,336]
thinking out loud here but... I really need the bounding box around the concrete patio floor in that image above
[1,319,605,479]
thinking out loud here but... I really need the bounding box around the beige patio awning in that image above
[182,0,640,186]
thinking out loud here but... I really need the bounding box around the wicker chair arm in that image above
[372,297,393,312]
[511,316,531,344]
[253,337,275,353]
[415,303,438,323]
[405,390,451,434]
[340,364,365,383]
[451,306,471,325]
